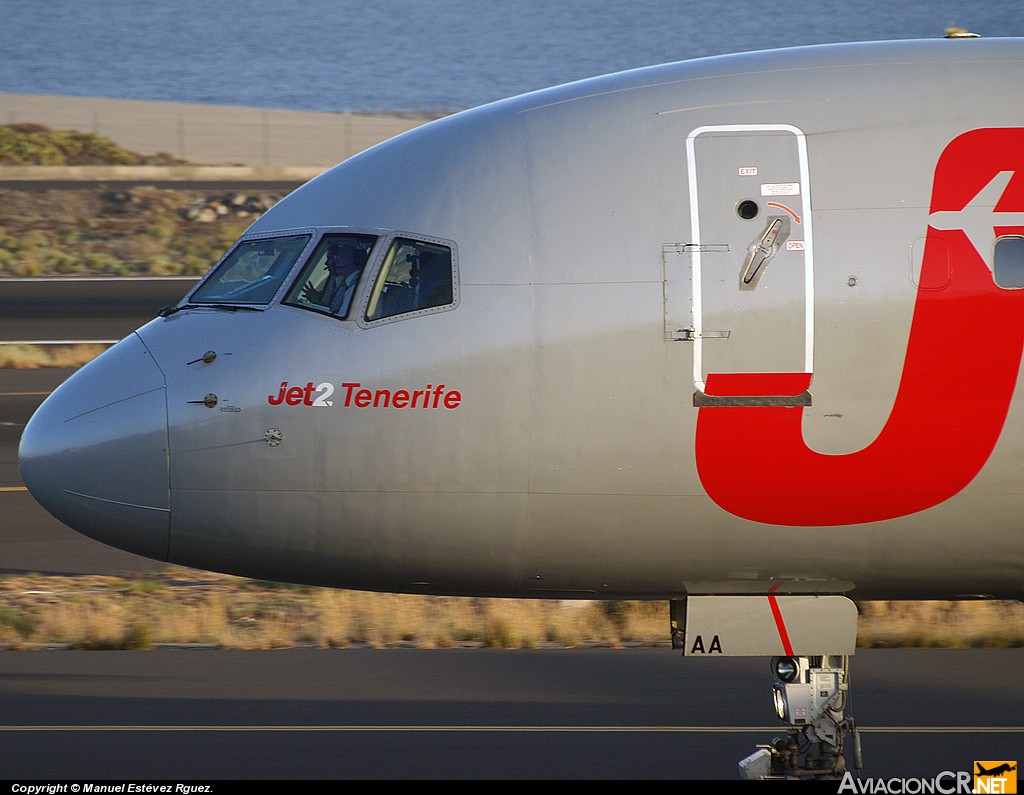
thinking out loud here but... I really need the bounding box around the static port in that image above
[737,200,759,219]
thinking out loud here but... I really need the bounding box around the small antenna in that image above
[944,26,981,39]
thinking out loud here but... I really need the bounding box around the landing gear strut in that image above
[739,654,863,779]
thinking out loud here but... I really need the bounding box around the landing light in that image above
[773,656,799,682]
[772,685,787,721]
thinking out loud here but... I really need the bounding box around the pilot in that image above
[304,242,365,316]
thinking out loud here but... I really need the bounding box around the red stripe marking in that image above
[767,583,795,656]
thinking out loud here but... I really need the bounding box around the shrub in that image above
[0,124,145,165]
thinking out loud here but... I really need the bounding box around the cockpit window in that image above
[190,235,311,305]
[365,238,455,322]
[284,234,377,318]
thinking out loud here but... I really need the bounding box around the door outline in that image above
[685,124,815,394]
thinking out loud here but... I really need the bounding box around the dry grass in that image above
[0,343,109,369]
[856,600,1024,649]
[0,569,1020,651]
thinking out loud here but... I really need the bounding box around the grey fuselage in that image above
[19,39,1024,601]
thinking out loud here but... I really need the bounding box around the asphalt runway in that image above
[0,281,195,576]
[0,366,163,576]
[0,368,61,487]
[0,277,199,342]
[0,647,1020,780]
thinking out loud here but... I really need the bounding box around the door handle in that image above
[740,216,790,289]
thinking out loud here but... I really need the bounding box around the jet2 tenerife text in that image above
[19,36,1024,778]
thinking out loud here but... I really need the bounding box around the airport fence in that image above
[1,93,433,168]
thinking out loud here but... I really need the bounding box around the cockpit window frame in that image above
[184,229,318,308]
[180,226,458,325]
[281,231,381,320]
[356,231,460,329]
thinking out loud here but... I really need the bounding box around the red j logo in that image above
[696,129,1024,526]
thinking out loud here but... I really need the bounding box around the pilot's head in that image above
[326,244,362,276]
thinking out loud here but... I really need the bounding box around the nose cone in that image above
[19,333,170,561]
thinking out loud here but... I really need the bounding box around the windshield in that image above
[365,237,454,321]
[283,234,376,318]
[190,235,311,305]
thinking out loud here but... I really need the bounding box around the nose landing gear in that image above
[670,593,862,780]
[739,654,863,779]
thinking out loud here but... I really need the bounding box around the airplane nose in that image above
[18,333,170,561]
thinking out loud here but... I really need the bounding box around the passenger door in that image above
[683,124,814,404]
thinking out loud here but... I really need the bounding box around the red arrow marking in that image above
[767,201,801,223]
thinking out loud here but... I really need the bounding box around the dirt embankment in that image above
[0,121,291,277]
[0,185,284,278]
